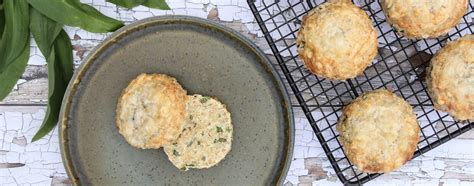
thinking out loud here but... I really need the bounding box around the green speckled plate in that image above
[59,16,294,185]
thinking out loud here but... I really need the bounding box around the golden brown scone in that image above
[296,1,378,80]
[164,94,233,171]
[426,34,474,121]
[336,89,420,173]
[381,0,468,39]
[116,73,187,149]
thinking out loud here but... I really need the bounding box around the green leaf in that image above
[0,38,29,101]
[0,0,29,70]
[143,0,170,10]
[0,3,4,38]
[30,8,63,57]
[32,30,73,142]
[107,0,146,8]
[27,0,123,33]
[0,0,29,101]
[53,30,73,84]
[29,5,73,141]
[32,48,59,141]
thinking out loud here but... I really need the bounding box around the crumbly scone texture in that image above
[116,73,187,149]
[426,34,474,121]
[164,94,233,171]
[336,89,420,173]
[296,1,378,80]
[381,0,468,39]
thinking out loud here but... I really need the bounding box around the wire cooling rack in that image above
[248,0,473,185]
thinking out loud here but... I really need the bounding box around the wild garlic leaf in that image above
[53,30,73,82]
[32,30,73,142]
[0,1,5,38]
[0,39,29,101]
[106,0,146,9]
[142,0,170,10]
[0,0,29,70]
[27,0,123,33]
[30,8,63,58]
[0,0,29,101]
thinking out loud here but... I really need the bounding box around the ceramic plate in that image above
[59,16,294,185]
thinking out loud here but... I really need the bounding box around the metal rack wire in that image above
[248,0,474,184]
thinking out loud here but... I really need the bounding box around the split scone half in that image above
[164,94,233,171]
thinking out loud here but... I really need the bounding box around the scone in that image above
[381,0,468,39]
[164,94,233,171]
[116,73,187,149]
[296,1,378,80]
[336,89,420,173]
[426,34,474,121]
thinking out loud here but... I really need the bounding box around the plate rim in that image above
[58,15,295,185]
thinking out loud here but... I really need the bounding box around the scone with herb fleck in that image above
[296,0,378,80]
[426,34,474,121]
[116,73,187,149]
[336,89,420,173]
[381,0,468,39]
[164,94,233,171]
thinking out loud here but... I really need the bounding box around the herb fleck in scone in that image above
[381,0,468,39]
[336,89,420,173]
[116,73,187,149]
[296,1,378,80]
[427,34,474,121]
[164,94,233,171]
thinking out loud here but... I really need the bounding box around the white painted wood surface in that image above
[0,0,473,185]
